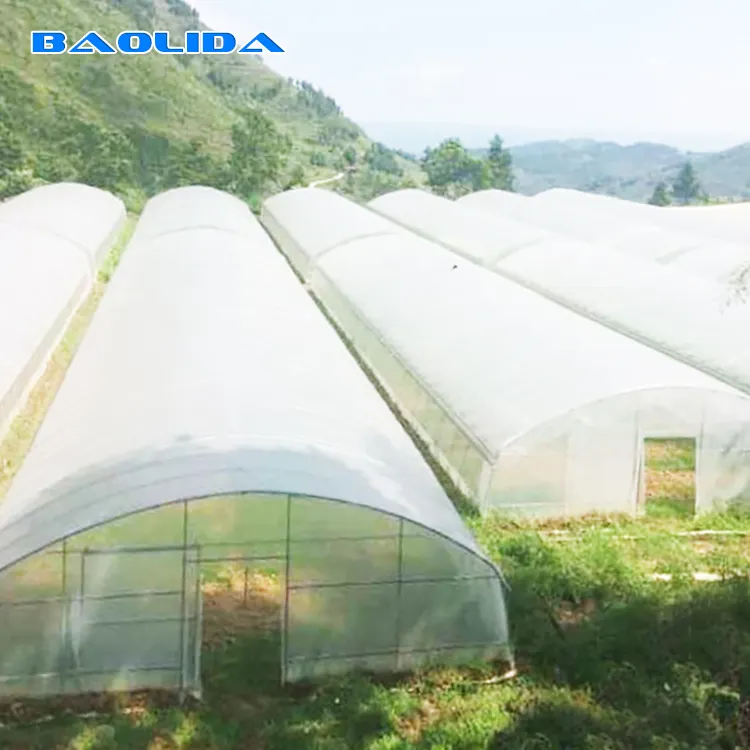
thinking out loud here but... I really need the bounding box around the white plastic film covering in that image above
[261,187,406,277]
[380,188,750,394]
[462,188,750,283]
[0,186,508,694]
[0,182,126,267]
[654,201,750,245]
[0,184,125,437]
[369,189,553,263]
[305,189,750,515]
[460,188,630,245]
[530,188,750,281]
[128,185,256,246]
[314,231,747,513]
[0,185,480,565]
[497,239,750,392]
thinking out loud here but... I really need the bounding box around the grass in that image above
[644,438,697,519]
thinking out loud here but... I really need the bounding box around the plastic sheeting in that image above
[462,188,750,284]
[654,202,750,258]
[377,189,750,394]
[370,189,553,264]
[0,182,126,268]
[0,184,125,437]
[261,187,406,277]
[314,233,750,517]
[261,189,750,518]
[0,186,508,697]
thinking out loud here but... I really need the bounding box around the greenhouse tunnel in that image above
[654,200,750,245]
[461,188,750,284]
[369,189,750,396]
[0,186,509,699]
[262,188,750,518]
[261,186,408,278]
[0,183,125,439]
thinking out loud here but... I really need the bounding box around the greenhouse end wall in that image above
[0,494,509,697]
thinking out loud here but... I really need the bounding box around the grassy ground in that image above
[644,438,697,519]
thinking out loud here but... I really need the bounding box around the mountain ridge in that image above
[475,138,750,201]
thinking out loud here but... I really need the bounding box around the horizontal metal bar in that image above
[77,544,199,555]
[51,535,428,556]
[0,597,64,608]
[289,574,497,591]
[196,554,286,564]
[0,574,495,609]
[79,589,183,602]
[0,665,182,683]
[287,640,509,664]
[85,615,197,627]
[0,589,183,608]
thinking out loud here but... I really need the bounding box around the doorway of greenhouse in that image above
[193,552,285,693]
[639,438,697,518]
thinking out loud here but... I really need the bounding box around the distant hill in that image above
[0,0,419,207]
[472,139,750,201]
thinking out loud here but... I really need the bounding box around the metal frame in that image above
[0,494,506,698]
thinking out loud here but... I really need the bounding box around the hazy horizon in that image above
[358,122,749,155]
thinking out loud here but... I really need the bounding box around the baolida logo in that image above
[30,30,283,54]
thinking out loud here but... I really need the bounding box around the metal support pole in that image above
[281,494,292,684]
[395,519,404,672]
[178,500,189,700]
[60,539,68,693]
[192,544,203,697]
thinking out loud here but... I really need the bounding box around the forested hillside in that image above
[473,139,750,201]
[0,0,421,208]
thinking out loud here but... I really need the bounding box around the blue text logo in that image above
[30,30,284,55]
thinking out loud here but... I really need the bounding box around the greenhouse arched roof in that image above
[0,182,126,267]
[0,184,125,435]
[261,187,406,268]
[372,188,750,394]
[369,189,553,263]
[656,201,750,246]
[314,230,738,458]
[128,185,259,246]
[0,186,485,576]
[526,188,750,280]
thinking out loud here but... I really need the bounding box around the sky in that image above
[188,0,750,152]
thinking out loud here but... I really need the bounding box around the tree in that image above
[0,122,26,178]
[421,138,486,197]
[486,134,515,190]
[67,123,135,192]
[282,165,306,190]
[165,138,222,189]
[228,109,290,199]
[365,143,402,175]
[648,181,671,206]
[0,168,37,200]
[672,162,702,205]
